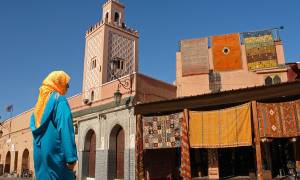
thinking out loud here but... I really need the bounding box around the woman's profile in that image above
[30,71,78,180]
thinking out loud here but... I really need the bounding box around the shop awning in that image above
[189,103,252,148]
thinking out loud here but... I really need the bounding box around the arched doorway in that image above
[4,151,11,173]
[109,125,125,179]
[84,129,96,178]
[21,149,30,171]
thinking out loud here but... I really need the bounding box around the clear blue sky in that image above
[0,0,299,120]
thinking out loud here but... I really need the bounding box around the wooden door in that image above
[4,152,11,173]
[88,132,96,178]
[22,149,29,170]
[116,128,124,179]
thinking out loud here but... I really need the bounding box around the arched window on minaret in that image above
[105,12,109,22]
[114,12,120,24]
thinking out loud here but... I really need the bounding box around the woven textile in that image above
[180,112,191,180]
[143,113,182,149]
[211,33,242,71]
[135,115,144,179]
[189,103,252,148]
[181,38,209,76]
[243,30,278,70]
[257,100,300,138]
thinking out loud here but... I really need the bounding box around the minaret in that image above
[82,0,139,103]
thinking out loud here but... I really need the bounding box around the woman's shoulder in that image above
[52,92,68,103]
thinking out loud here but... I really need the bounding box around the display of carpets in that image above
[211,33,242,71]
[189,103,252,148]
[143,113,182,149]
[257,99,300,138]
[243,30,278,71]
[181,38,209,76]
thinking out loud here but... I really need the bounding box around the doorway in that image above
[109,124,125,179]
[4,151,11,173]
[218,146,255,179]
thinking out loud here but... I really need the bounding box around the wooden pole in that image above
[251,101,263,180]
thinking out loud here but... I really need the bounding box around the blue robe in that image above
[30,92,78,180]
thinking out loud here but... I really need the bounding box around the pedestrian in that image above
[30,71,78,180]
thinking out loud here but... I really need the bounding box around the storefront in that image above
[138,113,182,179]
[256,99,300,178]
[188,103,255,179]
[135,81,300,180]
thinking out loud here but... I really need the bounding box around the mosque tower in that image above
[82,0,139,103]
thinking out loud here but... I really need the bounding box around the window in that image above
[114,12,120,23]
[74,125,78,135]
[265,75,281,85]
[273,75,281,84]
[209,70,221,93]
[116,59,125,70]
[106,12,109,20]
[91,91,95,102]
[265,76,273,85]
[91,58,97,70]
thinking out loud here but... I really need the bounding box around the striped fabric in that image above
[189,103,252,148]
[180,111,191,180]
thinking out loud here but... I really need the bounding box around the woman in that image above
[30,71,78,180]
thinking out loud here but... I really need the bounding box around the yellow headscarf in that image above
[34,71,70,128]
